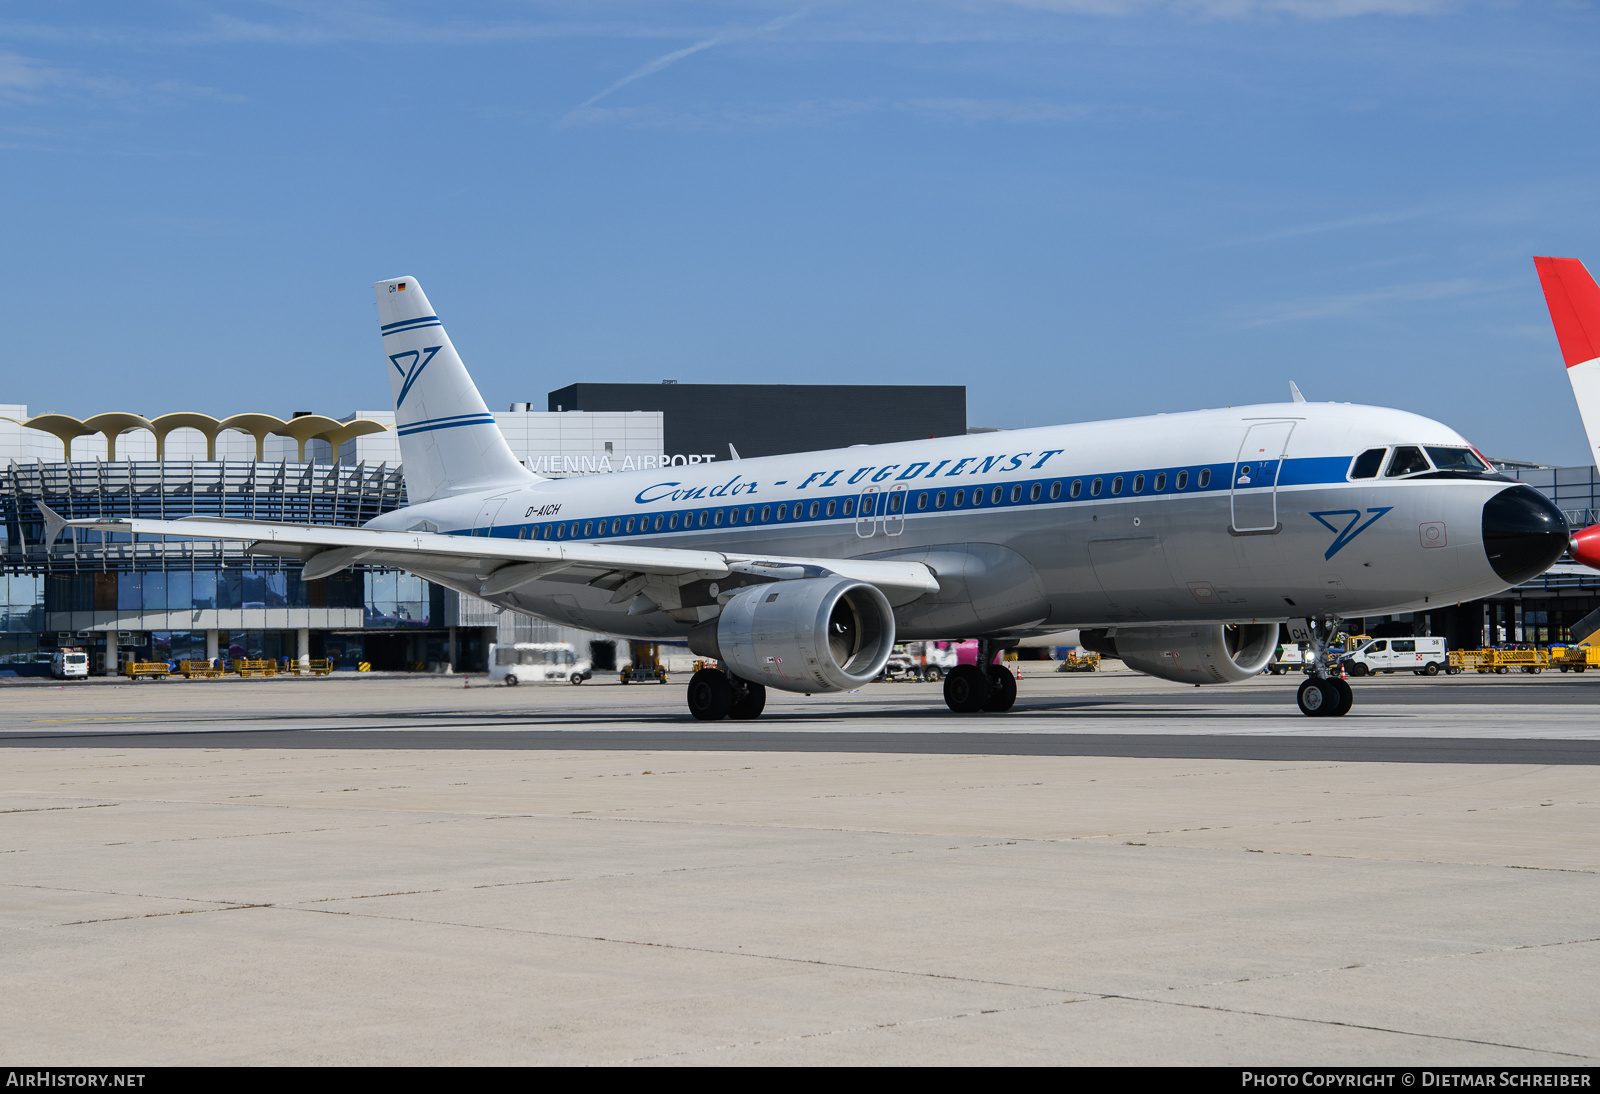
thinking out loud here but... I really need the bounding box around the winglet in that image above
[1288,381,1306,404]
[1534,257,1600,368]
[35,500,66,548]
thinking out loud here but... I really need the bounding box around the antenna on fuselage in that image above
[1289,381,1307,404]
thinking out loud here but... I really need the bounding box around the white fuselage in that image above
[367,400,1521,641]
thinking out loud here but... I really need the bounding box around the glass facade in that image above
[43,569,367,613]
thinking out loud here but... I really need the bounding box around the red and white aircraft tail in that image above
[1534,256,1600,569]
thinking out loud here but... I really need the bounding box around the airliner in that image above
[1534,256,1600,571]
[43,276,1569,720]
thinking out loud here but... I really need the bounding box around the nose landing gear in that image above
[1294,619,1352,717]
[1297,675,1352,717]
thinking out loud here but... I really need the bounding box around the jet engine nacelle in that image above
[1080,623,1278,685]
[688,577,896,694]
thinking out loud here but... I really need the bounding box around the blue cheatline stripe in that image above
[442,454,1403,544]
[397,414,497,437]
[381,314,440,331]
[449,453,1500,547]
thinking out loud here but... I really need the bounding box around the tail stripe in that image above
[382,317,443,335]
[396,412,498,437]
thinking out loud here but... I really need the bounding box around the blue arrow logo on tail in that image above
[389,345,441,409]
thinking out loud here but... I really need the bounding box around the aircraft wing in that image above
[40,510,940,606]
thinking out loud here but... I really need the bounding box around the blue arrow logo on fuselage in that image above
[1310,507,1393,561]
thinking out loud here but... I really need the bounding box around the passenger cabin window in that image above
[1111,476,1123,495]
[1050,481,1062,500]
[1385,446,1430,477]
[953,489,965,507]
[1426,446,1492,473]
[1029,483,1041,502]
[1176,470,1188,490]
[935,491,947,508]
[1090,478,1102,497]
[918,492,929,510]
[1349,448,1386,479]
[1070,480,1082,499]
[1154,473,1166,491]
[1198,468,1211,488]
[1132,475,1144,493]
[843,499,854,516]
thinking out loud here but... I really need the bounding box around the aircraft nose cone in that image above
[1570,524,1600,573]
[1482,485,1569,585]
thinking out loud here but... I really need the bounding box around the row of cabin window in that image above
[515,469,1216,541]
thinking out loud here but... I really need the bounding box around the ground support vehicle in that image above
[286,659,334,676]
[121,660,171,681]
[1055,651,1101,672]
[1343,637,1449,677]
[1552,645,1600,672]
[1267,646,1309,675]
[490,642,592,686]
[233,659,278,678]
[1449,649,1495,673]
[178,660,226,678]
[620,641,668,683]
[51,648,89,680]
[877,641,954,682]
[1496,648,1550,674]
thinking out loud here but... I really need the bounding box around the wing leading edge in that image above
[39,510,940,607]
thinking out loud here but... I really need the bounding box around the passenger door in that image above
[1231,421,1296,532]
[473,496,508,537]
[884,483,907,537]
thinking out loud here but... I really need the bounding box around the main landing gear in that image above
[687,668,766,721]
[942,638,1017,714]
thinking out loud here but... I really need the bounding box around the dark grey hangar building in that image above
[545,383,969,460]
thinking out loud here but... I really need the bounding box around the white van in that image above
[1344,637,1448,677]
[488,642,593,686]
[51,648,90,680]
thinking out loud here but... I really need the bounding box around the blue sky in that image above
[2,1,1598,462]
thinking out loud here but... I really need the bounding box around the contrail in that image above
[561,8,807,125]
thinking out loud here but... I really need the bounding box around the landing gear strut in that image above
[1295,619,1352,718]
[943,637,1017,714]
[687,667,766,721]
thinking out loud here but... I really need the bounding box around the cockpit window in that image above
[1426,446,1492,473]
[1385,446,1430,477]
[1349,448,1386,479]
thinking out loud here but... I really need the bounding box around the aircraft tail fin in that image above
[374,277,536,503]
[1534,256,1600,471]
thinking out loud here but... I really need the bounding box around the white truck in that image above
[488,642,593,686]
[51,647,90,680]
[1342,636,1449,677]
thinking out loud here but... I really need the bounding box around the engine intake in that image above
[1080,623,1277,685]
[688,577,896,693]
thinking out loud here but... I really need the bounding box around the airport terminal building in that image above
[2,388,1597,674]
[0,386,969,675]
